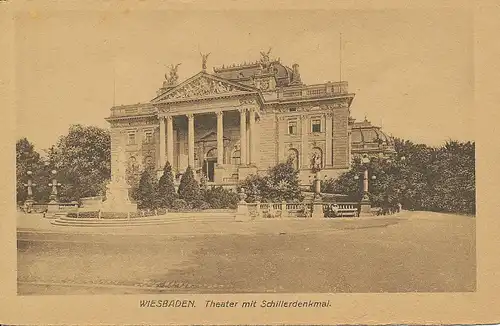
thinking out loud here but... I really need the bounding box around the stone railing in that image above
[278,81,349,101]
[110,104,156,117]
[244,201,359,219]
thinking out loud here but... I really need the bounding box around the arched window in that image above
[231,150,241,165]
[206,148,217,159]
[287,148,299,170]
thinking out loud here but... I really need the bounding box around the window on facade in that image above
[144,130,153,144]
[231,150,241,165]
[311,119,322,133]
[288,120,298,135]
[127,132,136,145]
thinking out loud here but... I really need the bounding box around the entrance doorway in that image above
[203,148,218,182]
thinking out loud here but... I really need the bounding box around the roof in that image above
[351,118,395,153]
[213,59,298,87]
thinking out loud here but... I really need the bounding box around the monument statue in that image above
[310,151,322,172]
[102,135,137,213]
[200,52,210,71]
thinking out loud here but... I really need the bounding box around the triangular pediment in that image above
[151,72,258,103]
[195,131,231,143]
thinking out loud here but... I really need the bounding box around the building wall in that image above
[332,107,349,168]
[257,112,278,171]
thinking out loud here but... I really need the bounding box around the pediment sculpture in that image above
[163,76,244,100]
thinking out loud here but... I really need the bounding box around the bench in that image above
[335,208,359,217]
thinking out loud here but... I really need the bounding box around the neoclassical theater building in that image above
[106,51,395,187]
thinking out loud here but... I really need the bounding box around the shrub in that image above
[136,168,158,209]
[171,198,188,211]
[178,166,201,207]
[67,211,99,218]
[158,161,177,208]
[203,186,239,209]
[239,159,302,203]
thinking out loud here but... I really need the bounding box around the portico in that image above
[157,102,260,183]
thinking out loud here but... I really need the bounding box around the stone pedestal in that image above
[47,200,59,213]
[312,199,324,219]
[235,202,251,221]
[101,182,137,213]
[359,200,372,217]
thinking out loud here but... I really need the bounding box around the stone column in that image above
[216,110,224,165]
[249,108,256,165]
[166,115,174,166]
[239,108,247,165]
[159,116,166,168]
[325,112,333,167]
[187,113,195,168]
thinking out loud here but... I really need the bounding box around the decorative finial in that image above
[200,52,210,71]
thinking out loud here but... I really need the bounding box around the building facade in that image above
[105,52,394,187]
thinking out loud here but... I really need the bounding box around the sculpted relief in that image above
[163,77,242,100]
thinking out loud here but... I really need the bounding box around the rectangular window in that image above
[288,120,298,135]
[127,132,136,145]
[144,130,154,144]
[311,119,322,133]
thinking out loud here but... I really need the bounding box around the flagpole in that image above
[339,32,342,83]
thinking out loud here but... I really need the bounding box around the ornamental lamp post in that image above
[23,170,37,212]
[48,169,62,203]
[354,156,376,217]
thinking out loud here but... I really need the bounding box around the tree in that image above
[16,138,48,203]
[48,125,111,201]
[328,138,475,215]
[265,158,303,202]
[136,168,157,209]
[157,161,177,208]
[177,166,201,208]
[239,158,303,203]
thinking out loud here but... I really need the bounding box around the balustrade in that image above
[249,201,359,219]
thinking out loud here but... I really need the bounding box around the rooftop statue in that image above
[200,52,211,71]
[164,63,182,85]
[259,48,273,73]
[260,47,272,63]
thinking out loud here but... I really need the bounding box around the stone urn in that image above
[239,187,248,203]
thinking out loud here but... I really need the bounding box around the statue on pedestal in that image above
[102,136,137,213]
[164,63,181,86]
[200,52,210,71]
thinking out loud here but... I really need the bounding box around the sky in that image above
[15,8,473,152]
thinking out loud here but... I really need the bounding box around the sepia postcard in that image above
[1,0,499,324]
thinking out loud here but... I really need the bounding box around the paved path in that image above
[17,211,475,295]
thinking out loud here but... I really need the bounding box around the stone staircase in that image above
[50,211,237,227]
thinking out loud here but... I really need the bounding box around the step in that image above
[58,215,235,223]
[51,214,238,227]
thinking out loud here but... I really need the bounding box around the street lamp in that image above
[354,156,376,216]
[23,170,37,211]
[48,169,62,203]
